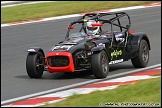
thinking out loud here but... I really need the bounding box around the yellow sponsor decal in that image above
[111,50,122,60]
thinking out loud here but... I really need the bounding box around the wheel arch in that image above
[91,46,110,62]
[128,32,151,53]
[27,47,45,57]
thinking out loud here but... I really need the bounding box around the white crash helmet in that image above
[86,20,100,35]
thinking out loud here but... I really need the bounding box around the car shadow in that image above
[48,64,135,79]
[16,64,135,80]
[15,71,95,80]
[109,64,134,72]
[51,71,95,79]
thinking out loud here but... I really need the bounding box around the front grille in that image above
[48,56,69,67]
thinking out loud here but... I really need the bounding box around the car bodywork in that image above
[26,12,150,78]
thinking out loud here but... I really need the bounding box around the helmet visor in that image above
[87,26,97,31]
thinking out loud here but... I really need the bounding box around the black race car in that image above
[26,12,150,79]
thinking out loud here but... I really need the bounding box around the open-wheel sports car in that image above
[26,11,151,79]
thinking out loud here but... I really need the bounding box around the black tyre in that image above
[131,39,149,68]
[92,50,109,78]
[26,52,45,78]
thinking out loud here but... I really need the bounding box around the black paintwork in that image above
[27,12,151,70]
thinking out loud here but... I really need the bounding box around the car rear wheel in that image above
[131,39,149,68]
[26,52,45,78]
[92,50,109,78]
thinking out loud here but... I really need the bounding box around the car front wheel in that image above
[92,50,109,78]
[26,52,45,78]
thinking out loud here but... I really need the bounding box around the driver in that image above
[85,20,124,43]
[86,20,101,37]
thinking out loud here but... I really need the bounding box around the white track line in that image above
[1,2,161,27]
[2,68,161,107]
[1,1,55,8]
[1,63,161,105]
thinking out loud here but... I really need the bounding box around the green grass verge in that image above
[40,76,161,107]
[1,1,158,24]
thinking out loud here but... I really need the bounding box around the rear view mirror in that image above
[129,30,135,34]
[68,26,74,29]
